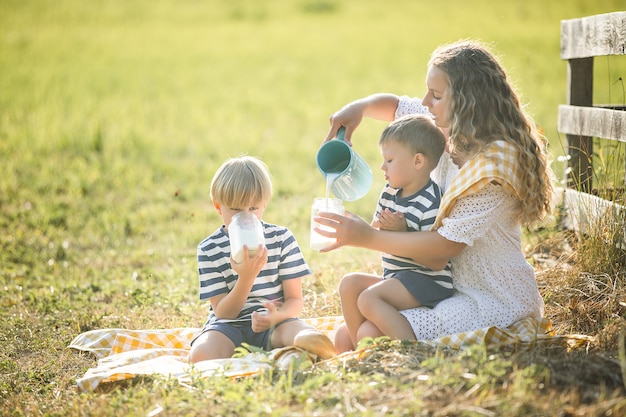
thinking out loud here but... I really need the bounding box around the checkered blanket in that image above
[434,140,522,229]
[69,315,592,391]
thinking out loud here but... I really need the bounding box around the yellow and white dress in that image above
[395,97,544,341]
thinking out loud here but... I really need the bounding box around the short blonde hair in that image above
[379,114,445,169]
[210,156,273,208]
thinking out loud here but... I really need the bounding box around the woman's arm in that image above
[315,212,465,270]
[325,93,400,144]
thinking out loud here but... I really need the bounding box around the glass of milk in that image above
[229,211,265,264]
[310,198,344,251]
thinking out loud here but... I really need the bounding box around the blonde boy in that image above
[189,156,334,362]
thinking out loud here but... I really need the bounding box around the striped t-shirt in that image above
[197,222,311,324]
[374,180,453,288]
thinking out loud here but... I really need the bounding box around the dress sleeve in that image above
[437,184,512,246]
[395,95,431,119]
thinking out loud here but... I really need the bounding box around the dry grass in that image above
[534,230,626,352]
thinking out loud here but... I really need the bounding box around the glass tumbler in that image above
[229,211,265,264]
[310,198,344,251]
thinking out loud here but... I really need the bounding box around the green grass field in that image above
[2,0,626,415]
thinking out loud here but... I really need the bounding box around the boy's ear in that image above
[212,199,222,215]
[413,153,426,169]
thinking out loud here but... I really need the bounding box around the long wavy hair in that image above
[430,39,554,225]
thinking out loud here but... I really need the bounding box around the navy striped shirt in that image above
[197,222,311,324]
[374,180,453,289]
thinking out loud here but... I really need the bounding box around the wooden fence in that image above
[558,11,626,237]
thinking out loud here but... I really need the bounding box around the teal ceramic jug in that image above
[316,127,373,201]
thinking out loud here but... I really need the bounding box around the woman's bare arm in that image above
[325,93,400,144]
[315,211,465,270]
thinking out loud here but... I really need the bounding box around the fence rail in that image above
[557,11,626,237]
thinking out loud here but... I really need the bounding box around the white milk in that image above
[229,211,265,264]
[325,172,339,200]
[310,190,344,251]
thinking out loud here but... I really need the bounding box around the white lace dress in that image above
[394,96,545,340]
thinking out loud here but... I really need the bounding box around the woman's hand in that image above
[324,94,399,145]
[315,210,465,270]
[325,101,366,146]
[313,211,374,252]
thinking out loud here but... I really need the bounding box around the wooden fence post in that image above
[565,57,594,192]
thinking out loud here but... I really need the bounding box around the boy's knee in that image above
[188,345,209,364]
[357,288,376,315]
[188,332,235,362]
[333,325,353,353]
[338,272,361,294]
[356,320,382,341]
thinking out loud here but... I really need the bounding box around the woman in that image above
[317,40,555,352]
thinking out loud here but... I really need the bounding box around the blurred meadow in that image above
[2,0,626,415]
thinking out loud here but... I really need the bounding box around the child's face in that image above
[422,65,450,129]
[379,140,422,190]
[214,201,267,229]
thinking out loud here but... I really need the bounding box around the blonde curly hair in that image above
[430,39,554,225]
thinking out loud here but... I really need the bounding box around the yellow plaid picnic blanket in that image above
[69,317,343,392]
[434,140,522,229]
[69,315,591,391]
